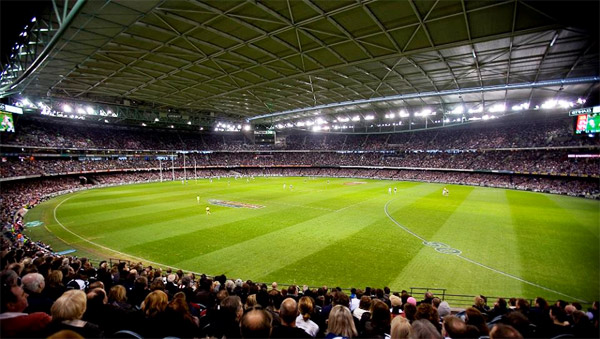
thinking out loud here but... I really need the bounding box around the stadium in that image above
[0,0,598,338]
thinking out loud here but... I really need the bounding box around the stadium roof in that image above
[1,0,599,126]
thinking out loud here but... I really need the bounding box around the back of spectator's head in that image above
[47,270,63,287]
[333,291,350,308]
[359,295,372,310]
[150,277,165,291]
[432,297,441,308]
[404,303,417,321]
[221,295,243,321]
[134,276,148,290]
[327,304,357,338]
[534,297,548,309]
[241,309,272,338]
[465,307,488,335]
[108,284,127,303]
[489,324,523,339]
[391,315,412,339]
[298,296,314,321]
[47,330,84,339]
[555,299,568,309]
[502,311,530,337]
[390,294,402,308]
[370,299,392,329]
[86,288,107,306]
[416,303,440,331]
[88,281,104,291]
[407,297,417,306]
[442,315,467,338]
[550,305,567,322]
[409,319,441,339]
[425,292,434,300]
[279,297,298,325]
[245,294,257,310]
[516,298,529,311]
[496,298,507,309]
[437,301,451,318]
[51,290,87,322]
[142,290,168,318]
[22,272,45,293]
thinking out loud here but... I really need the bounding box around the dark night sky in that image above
[1,0,51,67]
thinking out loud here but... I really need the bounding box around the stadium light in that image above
[243,124,251,131]
[468,106,483,114]
[337,116,349,122]
[489,104,505,113]
[450,106,464,114]
[577,98,586,104]
[511,102,530,111]
[86,106,94,114]
[141,123,146,126]
[351,115,360,121]
[415,108,433,117]
[154,118,159,122]
[104,119,109,123]
[399,110,409,118]
[557,100,574,109]
[364,115,375,120]
[76,107,86,114]
[187,121,192,125]
[541,100,557,109]
[296,121,305,127]
[312,125,321,132]
[31,17,36,23]
[385,113,395,119]
[62,104,72,113]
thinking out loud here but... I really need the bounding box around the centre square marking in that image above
[423,241,462,255]
[208,199,265,209]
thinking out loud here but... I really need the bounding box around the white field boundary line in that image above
[52,193,204,276]
[383,199,587,303]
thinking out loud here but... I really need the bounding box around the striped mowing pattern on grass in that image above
[24,177,599,302]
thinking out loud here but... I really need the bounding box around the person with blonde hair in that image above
[46,290,102,337]
[326,305,358,339]
[390,316,412,339]
[296,296,319,337]
[140,290,170,337]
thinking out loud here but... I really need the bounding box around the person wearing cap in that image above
[0,270,52,338]
[390,295,403,318]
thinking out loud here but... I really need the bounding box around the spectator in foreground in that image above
[489,324,523,338]
[326,305,357,339]
[22,272,53,314]
[390,315,412,339]
[241,308,272,338]
[296,296,319,337]
[46,290,103,337]
[272,297,311,338]
[0,270,52,337]
[409,319,441,339]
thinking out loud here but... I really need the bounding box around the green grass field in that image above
[24,177,599,303]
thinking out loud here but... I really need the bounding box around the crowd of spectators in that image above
[3,114,597,152]
[1,150,598,179]
[1,243,598,338]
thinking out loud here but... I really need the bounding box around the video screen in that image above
[575,113,600,134]
[0,112,15,132]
